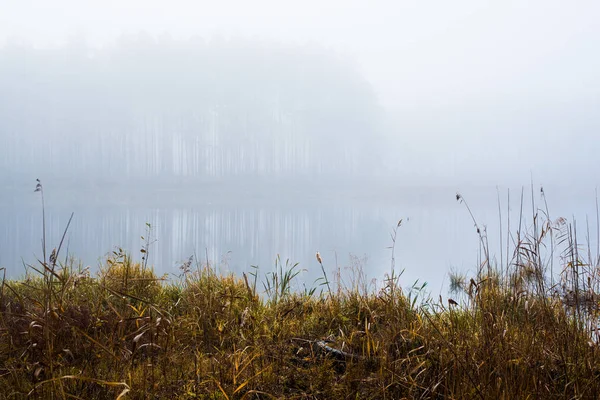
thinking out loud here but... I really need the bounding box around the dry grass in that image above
[2,184,600,399]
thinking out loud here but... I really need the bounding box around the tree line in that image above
[0,34,383,183]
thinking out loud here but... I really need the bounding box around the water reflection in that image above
[1,204,387,277]
[2,185,597,293]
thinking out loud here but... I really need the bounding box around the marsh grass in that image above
[2,184,600,398]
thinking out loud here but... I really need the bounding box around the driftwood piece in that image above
[291,338,370,363]
[290,338,382,373]
[313,340,364,362]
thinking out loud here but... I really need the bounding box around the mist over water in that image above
[1,2,600,293]
[3,175,600,293]
[0,38,380,182]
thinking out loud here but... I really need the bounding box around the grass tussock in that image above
[2,183,600,398]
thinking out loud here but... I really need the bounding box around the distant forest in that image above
[0,35,383,183]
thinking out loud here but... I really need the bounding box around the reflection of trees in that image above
[0,35,382,182]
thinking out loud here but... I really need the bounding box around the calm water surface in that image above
[1,180,596,293]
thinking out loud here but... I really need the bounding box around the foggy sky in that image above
[2,0,600,185]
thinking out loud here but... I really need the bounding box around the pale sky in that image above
[1,0,599,184]
[2,0,599,108]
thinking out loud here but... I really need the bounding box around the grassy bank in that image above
[2,189,600,399]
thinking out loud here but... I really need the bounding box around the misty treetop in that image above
[0,35,382,182]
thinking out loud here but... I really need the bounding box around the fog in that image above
[1,1,599,290]
[3,0,600,184]
[0,37,381,182]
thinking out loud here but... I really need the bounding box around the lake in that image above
[1,178,597,294]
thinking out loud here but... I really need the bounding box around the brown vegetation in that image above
[2,185,600,399]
